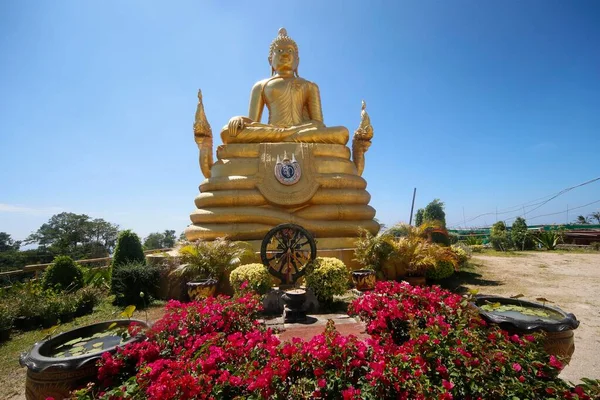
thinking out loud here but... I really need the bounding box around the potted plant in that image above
[391,239,457,286]
[75,286,101,317]
[353,229,395,280]
[171,237,254,300]
[382,222,456,285]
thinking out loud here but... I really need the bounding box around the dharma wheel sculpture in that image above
[260,224,316,285]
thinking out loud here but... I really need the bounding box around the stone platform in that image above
[262,313,371,342]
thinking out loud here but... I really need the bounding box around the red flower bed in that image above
[72,285,599,399]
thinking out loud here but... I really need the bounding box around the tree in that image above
[490,221,512,251]
[416,199,448,245]
[511,217,534,251]
[0,232,20,252]
[179,231,188,242]
[575,215,590,225]
[589,212,600,224]
[143,233,163,250]
[0,232,23,272]
[423,199,446,227]
[112,230,145,267]
[414,209,424,227]
[87,218,119,255]
[25,212,119,258]
[143,230,177,250]
[162,230,176,248]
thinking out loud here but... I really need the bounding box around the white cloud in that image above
[0,203,64,216]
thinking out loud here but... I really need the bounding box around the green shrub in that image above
[40,295,62,327]
[0,304,14,331]
[14,285,44,320]
[59,293,78,318]
[75,286,104,315]
[81,266,112,288]
[426,260,455,280]
[463,235,484,246]
[450,244,470,266]
[470,245,484,253]
[229,263,273,295]
[111,261,160,308]
[490,221,513,251]
[112,230,145,267]
[511,217,535,250]
[42,255,84,291]
[305,257,350,304]
[590,242,600,251]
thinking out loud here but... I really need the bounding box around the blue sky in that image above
[1,1,599,241]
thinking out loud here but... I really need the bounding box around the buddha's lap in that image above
[220,124,348,145]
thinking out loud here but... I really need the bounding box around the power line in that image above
[449,198,600,229]
[449,176,600,226]
[509,199,600,222]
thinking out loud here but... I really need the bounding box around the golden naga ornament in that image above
[186,28,378,252]
[193,89,213,179]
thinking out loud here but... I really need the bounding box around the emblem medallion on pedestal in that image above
[256,143,320,207]
[275,152,301,185]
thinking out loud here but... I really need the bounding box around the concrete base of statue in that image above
[185,142,379,248]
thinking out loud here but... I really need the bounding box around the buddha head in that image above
[268,28,299,76]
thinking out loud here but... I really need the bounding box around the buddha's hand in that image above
[227,116,253,137]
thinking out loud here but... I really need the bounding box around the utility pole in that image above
[409,188,417,226]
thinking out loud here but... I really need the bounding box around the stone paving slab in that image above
[270,313,371,342]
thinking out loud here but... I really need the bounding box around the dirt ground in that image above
[462,252,600,384]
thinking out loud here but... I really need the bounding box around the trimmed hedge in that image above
[42,255,84,291]
[112,230,145,267]
[305,257,349,304]
[229,263,273,295]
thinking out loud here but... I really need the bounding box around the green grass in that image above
[0,296,165,399]
[547,248,599,255]
[475,248,527,257]
[477,247,600,256]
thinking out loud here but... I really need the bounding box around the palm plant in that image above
[534,230,563,251]
[387,221,447,241]
[463,235,484,246]
[171,238,254,281]
[392,237,457,277]
[353,229,395,273]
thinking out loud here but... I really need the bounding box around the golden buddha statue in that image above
[186,28,378,255]
[221,28,348,146]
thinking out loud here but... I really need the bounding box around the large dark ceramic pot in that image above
[20,319,148,400]
[473,295,579,366]
[187,278,218,300]
[352,269,376,291]
[402,276,426,286]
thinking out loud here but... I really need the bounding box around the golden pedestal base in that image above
[186,143,379,247]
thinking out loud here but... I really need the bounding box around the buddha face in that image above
[270,43,298,73]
